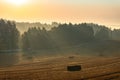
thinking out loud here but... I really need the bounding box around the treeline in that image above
[0,19,19,51]
[16,22,58,34]
[21,23,120,51]
[0,19,120,52]
[22,23,94,50]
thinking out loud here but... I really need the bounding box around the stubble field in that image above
[0,55,120,80]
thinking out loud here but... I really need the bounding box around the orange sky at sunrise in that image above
[0,0,120,29]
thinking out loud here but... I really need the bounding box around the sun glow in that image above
[5,0,28,6]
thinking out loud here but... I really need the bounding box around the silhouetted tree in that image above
[112,29,120,40]
[0,19,20,50]
[95,26,110,40]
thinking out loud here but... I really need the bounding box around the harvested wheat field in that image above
[0,55,120,80]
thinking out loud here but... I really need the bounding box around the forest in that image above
[0,19,120,55]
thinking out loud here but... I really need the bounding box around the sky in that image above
[0,0,120,29]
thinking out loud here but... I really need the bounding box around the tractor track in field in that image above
[0,56,119,80]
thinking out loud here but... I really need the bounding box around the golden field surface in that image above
[0,55,120,80]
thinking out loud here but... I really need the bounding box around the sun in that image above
[5,0,28,6]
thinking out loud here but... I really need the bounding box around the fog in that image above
[0,53,21,67]
[0,50,119,67]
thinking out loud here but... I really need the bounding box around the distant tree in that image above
[0,19,20,50]
[94,26,110,40]
[112,29,120,40]
[21,32,30,50]
[78,23,94,41]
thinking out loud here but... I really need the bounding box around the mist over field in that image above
[0,19,120,65]
[0,18,120,79]
[0,0,120,79]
